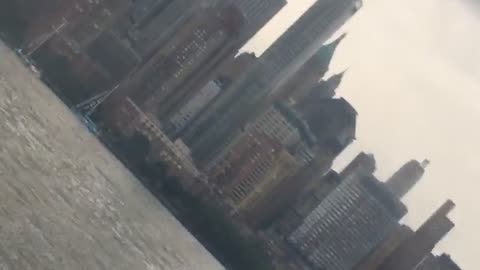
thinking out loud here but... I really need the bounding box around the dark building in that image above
[67,0,208,87]
[339,152,376,179]
[274,34,346,101]
[239,98,358,229]
[207,130,283,195]
[377,200,456,270]
[59,0,132,51]
[415,254,462,270]
[272,152,375,236]
[295,97,357,152]
[292,70,347,106]
[23,0,131,50]
[225,0,287,43]
[353,224,414,270]
[386,159,430,199]
[118,5,245,113]
[216,52,258,85]
[272,171,342,237]
[288,174,407,270]
[121,0,202,58]
[259,0,362,89]
[163,52,257,137]
[180,0,363,163]
[153,0,285,124]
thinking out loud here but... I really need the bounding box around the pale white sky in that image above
[244,1,480,269]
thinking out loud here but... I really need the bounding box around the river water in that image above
[0,42,224,270]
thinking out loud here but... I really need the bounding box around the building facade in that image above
[122,5,245,116]
[288,174,407,270]
[272,152,375,237]
[415,254,462,270]
[260,0,362,89]
[378,200,456,270]
[165,52,257,137]
[290,70,346,107]
[274,33,346,101]
[226,0,287,42]
[247,103,307,147]
[272,171,342,236]
[181,0,363,163]
[167,80,223,134]
[386,159,430,199]
[353,224,414,270]
[205,127,303,219]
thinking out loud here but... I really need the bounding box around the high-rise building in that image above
[386,159,430,199]
[377,200,456,270]
[123,5,245,107]
[240,98,357,229]
[288,174,407,270]
[181,0,362,162]
[226,0,287,42]
[164,52,257,137]
[260,0,361,89]
[415,254,462,270]
[274,33,346,101]
[62,0,133,50]
[129,0,179,28]
[205,129,301,216]
[207,130,282,189]
[272,171,342,236]
[86,0,206,76]
[230,148,300,218]
[247,102,316,148]
[291,70,347,106]
[339,152,376,179]
[166,80,223,134]
[272,152,374,237]
[154,0,284,125]
[353,224,414,270]
[295,97,357,152]
[215,52,258,86]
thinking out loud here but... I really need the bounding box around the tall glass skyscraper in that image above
[182,0,363,164]
[288,174,407,270]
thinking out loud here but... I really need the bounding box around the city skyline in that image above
[244,1,479,269]
[0,0,475,269]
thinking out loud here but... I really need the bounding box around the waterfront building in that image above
[288,174,407,270]
[181,0,363,164]
[377,200,456,270]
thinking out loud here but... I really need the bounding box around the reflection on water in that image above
[0,42,224,270]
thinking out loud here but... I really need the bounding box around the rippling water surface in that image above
[0,42,224,270]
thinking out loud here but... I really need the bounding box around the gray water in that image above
[0,42,224,270]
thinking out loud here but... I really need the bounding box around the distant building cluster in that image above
[20,0,462,270]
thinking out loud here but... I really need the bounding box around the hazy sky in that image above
[244,1,480,269]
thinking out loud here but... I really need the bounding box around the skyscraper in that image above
[353,224,414,270]
[377,200,456,270]
[288,174,407,270]
[181,0,362,162]
[124,5,245,107]
[272,152,370,237]
[295,97,357,151]
[415,254,462,270]
[274,34,346,101]
[386,159,430,199]
[127,0,203,57]
[291,70,347,106]
[226,0,287,42]
[260,0,361,88]
[241,98,358,229]
[339,152,376,179]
